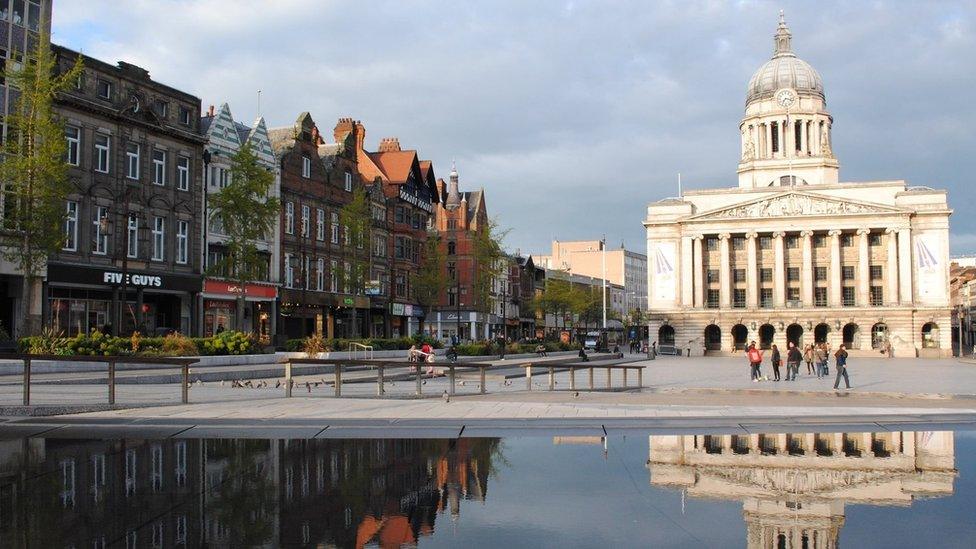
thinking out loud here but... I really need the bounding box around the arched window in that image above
[922,322,940,349]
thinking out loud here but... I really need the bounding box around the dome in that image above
[746,12,824,105]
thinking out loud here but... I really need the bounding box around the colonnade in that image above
[742,116,831,160]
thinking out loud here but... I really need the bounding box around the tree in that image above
[208,141,279,332]
[412,232,448,333]
[338,186,371,338]
[0,31,83,335]
[470,217,507,314]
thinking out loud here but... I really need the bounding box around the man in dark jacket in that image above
[786,342,802,381]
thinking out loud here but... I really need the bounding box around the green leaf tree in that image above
[338,185,371,338]
[0,30,83,335]
[470,217,507,314]
[412,231,448,333]
[208,141,279,331]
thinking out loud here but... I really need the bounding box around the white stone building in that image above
[644,14,952,357]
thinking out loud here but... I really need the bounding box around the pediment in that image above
[688,191,908,221]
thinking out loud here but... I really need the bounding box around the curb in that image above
[649,386,976,401]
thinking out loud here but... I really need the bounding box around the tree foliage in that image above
[208,141,279,328]
[337,185,371,294]
[0,31,83,335]
[470,217,507,313]
[412,232,447,313]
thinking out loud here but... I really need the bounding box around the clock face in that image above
[775,88,797,109]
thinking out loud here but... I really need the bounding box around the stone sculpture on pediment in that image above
[711,194,880,219]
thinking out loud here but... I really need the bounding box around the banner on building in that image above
[651,241,677,302]
[915,233,945,302]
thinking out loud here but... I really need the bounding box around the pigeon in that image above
[274,380,281,389]
[220,380,226,387]
[306,382,311,393]
[442,390,450,403]
[573,391,580,398]
[422,380,427,385]
[459,380,466,387]
[244,380,253,388]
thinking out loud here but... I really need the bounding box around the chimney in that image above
[333,117,354,144]
[207,104,215,117]
[310,125,321,144]
[378,137,401,152]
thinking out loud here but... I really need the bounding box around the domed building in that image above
[644,13,952,357]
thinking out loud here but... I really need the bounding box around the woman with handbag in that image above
[770,344,781,381]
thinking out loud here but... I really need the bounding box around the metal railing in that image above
[8,354,199,406]
[348,342,374,361]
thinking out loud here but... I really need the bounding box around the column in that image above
[812,119,821,156]
[801,230,814,306]
[829,229,842,306]
[719,233,731,308]
[800,119,808,155]
[746,232,759,308]
[785,118,794,157]
[680,236,694,307]
[857,229,871,306]
[773,231,786,307]
[898,227,913,303]
[885,228,900,305]
[765,123,772,158]
[693,235,704,308]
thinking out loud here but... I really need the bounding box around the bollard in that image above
[589,367,594,390]
[480,366,486,395]
[22,358,31,406]
[415,363,422,396]
[623,368,628,388]
[108,361,116,405]
[606,368,612,389]
[570,367,576,391]
[285,361,293,398]
[638,367,643,388]
[548,366,555,391]
[449,366,456,396]
[181,363,189,404]
[335,363,342,397]
[377,365,385,396]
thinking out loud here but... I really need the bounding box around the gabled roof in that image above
[367,150,420,183]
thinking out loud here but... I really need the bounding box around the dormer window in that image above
[153,99,168,118]
[96,79,112,100]
[179,106,191,126]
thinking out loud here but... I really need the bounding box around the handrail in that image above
[348,342,374,361]
[11,354,199,406]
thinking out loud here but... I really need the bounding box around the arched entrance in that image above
[843,323,860,349]
[814,323,830,344]
[759,324,775,350]
[731,324,748,351]
[871,323,889,350]
[921,322,940,349]
[658,325,675,347]
[786,324,803,347]
[704,324,722,351]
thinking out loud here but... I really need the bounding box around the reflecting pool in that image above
[0,430,973,547]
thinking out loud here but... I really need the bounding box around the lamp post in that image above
[101,186,139,336]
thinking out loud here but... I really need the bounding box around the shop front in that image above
[332,295,370,339]
[201,280,278,342]
[390,302,424,338]
[46,264,200,336]
[278,289,333,342]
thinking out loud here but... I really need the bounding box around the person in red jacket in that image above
[746,341,763,382]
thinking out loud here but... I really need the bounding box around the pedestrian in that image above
[813,343,827,379]
[407,344,418,363]
[833,344,852,390]
[421,342,435,375]
[770,344,781,381]
[651,341,657,355]
[823,342,831,375]
[746,341,763,382]
[803,344,814,375]
[578,347,590,362]
[786,342,802,381]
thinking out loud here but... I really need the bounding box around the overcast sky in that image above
[52,1,976,258]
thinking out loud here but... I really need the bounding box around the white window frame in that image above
[176,220,189,264]
[302,155,311,178]
[177,155,190,191]
[301,204,310,238]
[65,126,80,166]
[94,133,110,173]
[344,171,352,192]
[331,212,339,244]
[285,253,294,288]
[152,149,166,185]
[126,143,140,180]
[316,258,325,291]
[285,202,294,235]
[330,259,338,293]
[151,216,165,261]
[93,205,108,255]
[316,208,325,241]
[127,215,139,258]
[63,201,78,251]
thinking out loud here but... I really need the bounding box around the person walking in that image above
[746,341,763,382]
[823,342,832,376]
[833,344,852,390]
[786,342,802,381]
[769,344,781,381]
[813,343,827,379]
[803,344,814,375]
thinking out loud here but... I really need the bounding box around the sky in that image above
[51,0,976,258]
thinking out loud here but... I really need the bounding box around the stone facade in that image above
[644,14,952,357]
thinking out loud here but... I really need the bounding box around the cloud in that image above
[51,1,976,256]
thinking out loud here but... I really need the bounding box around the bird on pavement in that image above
[219,380,225,387]
[274,380,281,389]
[442,390,450,403]
[573,391,580,398]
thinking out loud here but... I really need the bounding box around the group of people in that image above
[745,340,851,390]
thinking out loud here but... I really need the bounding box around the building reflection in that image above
[0,436,498,547]
[647,431,957,548]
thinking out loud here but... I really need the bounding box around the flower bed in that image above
[18,330,263,356]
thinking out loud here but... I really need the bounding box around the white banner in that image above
[652,241,677,303]
[915,232,945,303]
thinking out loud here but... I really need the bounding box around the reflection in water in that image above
[647,431,957,548]
[0,437,500,547]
